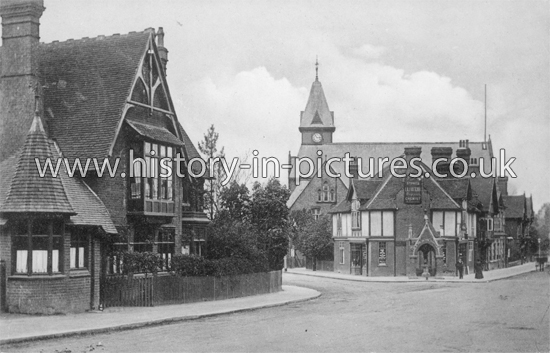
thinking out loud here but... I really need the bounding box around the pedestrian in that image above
[475,259,484,279]
[456,258,464,279]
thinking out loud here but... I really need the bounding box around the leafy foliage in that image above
[198,124,226,219]
[170,254,268,277]
[118,252,164,277]
[295,213,334,266]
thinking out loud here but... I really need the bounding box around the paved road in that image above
[3,271,549,352]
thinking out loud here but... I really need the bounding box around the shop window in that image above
[70,233,88,269]
[12,219,63,275]
[378,242,387,265]
[339,241,345,264]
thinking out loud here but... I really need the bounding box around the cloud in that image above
[353,44,386,59]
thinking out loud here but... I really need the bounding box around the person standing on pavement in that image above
[456,258,464,279]
[474,259,484,279]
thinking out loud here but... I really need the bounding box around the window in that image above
[486,218,494,231]
[157,229,175,271]
[322,182,329,202]
[337,213,342,237]
[378,242,386,265]
[312,208,321,221]
[134,226,153,253]
[442,242,447,265]
[432,211,460,237]
[12,219,63,275]
[317,189,322,202]
[70,233,88,269]
[339,241,345,264]
[351,200,361,229]
[330,188,335,202]
[369,211,394,236]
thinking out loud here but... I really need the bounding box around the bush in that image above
[170,254,268,277]
[119,251,163,276]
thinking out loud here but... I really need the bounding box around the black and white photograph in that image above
[0,0,548,352]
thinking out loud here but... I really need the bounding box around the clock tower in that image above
[299,62,335,145]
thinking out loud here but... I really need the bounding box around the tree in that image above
[198,124,226,219]
[533,203,550,254]
[295,214,333,271]
[249,178,291,271]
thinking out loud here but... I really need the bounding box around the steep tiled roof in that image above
[177,121,201,160]
[60,164,117,234]
[353,179,382,200]
[503,195,525,219]
[127,120,184,146]
[328,199,351,213]
[0,114,74,214]
[470,176,496,213]
[436,178,470,201]
[39,31,151,161]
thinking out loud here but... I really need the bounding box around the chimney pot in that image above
[156,27,168,74]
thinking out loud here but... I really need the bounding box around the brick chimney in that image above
[156,27,168,74]
[497,176,508,196]
[431,147,452,177]
[455,140,471,176]
[0,0,45,161]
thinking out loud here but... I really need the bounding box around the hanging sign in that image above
[404,177,422,204]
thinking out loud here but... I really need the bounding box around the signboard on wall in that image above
[404,177,422,204]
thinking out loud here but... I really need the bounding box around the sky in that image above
[40,0,549,211]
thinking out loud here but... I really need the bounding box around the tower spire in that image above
[315,56,319,81]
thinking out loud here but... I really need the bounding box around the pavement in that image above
[0,285,320,346]
[285,261,542,283]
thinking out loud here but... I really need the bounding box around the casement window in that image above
[486,218,494,231]
[378,242,387,265]
[312,208,321,221]
[157,229,175,271]
[12,219,64,275]
[369,211,394,236]
[339,241,345,264]
[70,233,88,269]
[431,211,461,237]
[351,200,361,229]
[337,213,342,237]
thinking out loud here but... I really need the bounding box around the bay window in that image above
[12,219,64,275]
[129,140,175,215]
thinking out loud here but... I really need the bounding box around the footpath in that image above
[0,285,320,345]
[285,262,542,283]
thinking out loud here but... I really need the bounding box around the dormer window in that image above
[323,182,329,201]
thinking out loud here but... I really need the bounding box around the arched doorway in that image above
[417,244,437,276]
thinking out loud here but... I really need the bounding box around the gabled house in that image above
[328,146,483,277]
[0,0,207,314]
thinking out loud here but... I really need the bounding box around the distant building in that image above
[287,71,532,277]
[0,0,207,313]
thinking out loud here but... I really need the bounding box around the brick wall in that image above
[291,176,348,215]
[7,275,91,314]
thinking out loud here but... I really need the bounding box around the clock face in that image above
[312,133,323,143]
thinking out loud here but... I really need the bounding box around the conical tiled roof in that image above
[300,80,334,127]
[0,113,74,214]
